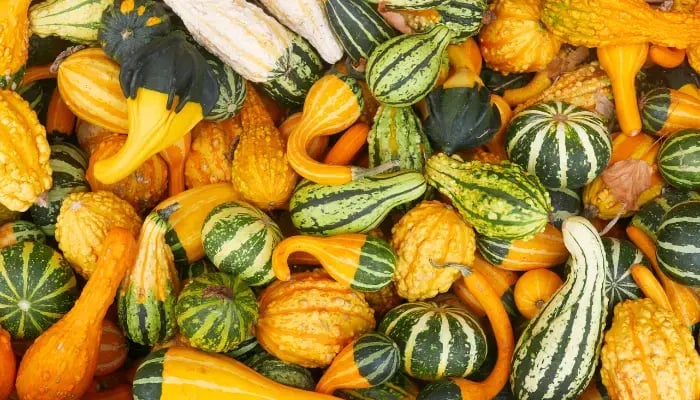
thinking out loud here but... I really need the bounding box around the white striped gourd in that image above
[656,200,700,286]
[29,0,112,44]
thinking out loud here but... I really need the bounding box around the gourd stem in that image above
[21,64,57,86]
[351,160,400,181]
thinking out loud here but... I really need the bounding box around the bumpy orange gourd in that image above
[478,0,562,73]
[513,268,564,319]
[15,228,138,400]
[55,191,142,279]
[231,84,297,210]
[76,120,120,156]
[57,48,128,133]
[94,320,129,377]
[0,325,15,400]
[600,298,700,400]
[390,200,476,301]
[86,134,169,215]
[160,132,191,197]
[0,0,31,89]
[0,90,52,212]
[185,118,241,188]
[362,283,404,320]
[255,270,375,368]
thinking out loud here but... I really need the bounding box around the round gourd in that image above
[179,258,217,284]
[601,238,647,317]
[226,333,263,362]
[336,372,420,400]
[657,129,700,189]
[513,268,564,319]
[29,142,90,235]
[506,101,612,189]
[0,242,78,339]
[246,351,316,390]
[255,270,376,368]
[202,201,283,287]
[175,272,258,353]
[185,119,240,188]
[94,319,128,376]
[548,187,582,230]
[379,301,488,381]
[203,51,247,122]
[0,221,46,248]
[630,188,700,241]
[656,200,700,286]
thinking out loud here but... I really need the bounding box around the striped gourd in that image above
[657,129,700,189]
[29,0,112,44]
[29,142,89,235]
[630,188,700,240]
[368,105,433,172]
[656,200,700,286]
[506,101,612,189]
[226,333,263,362]
[400,0,487,43]
[366,25,453,107]
[640,87,700,136]
[511,217,607,400]
[0,241,78,339]
[365,0,449,10]
[256,33,325,107]
[324,0,398,63]
[246,351,316,390]
[336,372,420,400]
[0,221,46,248]
[601,237,647,317]
[203,51,247,122]
[379,302,488,381]
[179,258,217,284]
[289,171,427,236]
[201,201,282,286]
[425,154,552,241]
[477,224,569,271]
[118,211,179,346]
[57,47,128,133]
[547,187,582,230]
[175,272,258,353]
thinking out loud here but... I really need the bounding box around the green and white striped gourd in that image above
[511,216,607,400]
[364,0,449,10]
[179,258,217,284]
[657,129,700,189]
[246,351,316,390]
[506,101,612,189]
[202,201,282,286]
[289,170,427,236]
[324,0,398,63]
[547,187,582,230]
[366,25,453,107]
[29,142,90,236]
[203,51,247,122]
[0,241,78,339]
[29,0,112,44]
[379,301,488,381]
[335,372,420,400]
[226,333,263,362]
[630,188,700,240]
[601,237,647,317]
[368,105,433,172]
[425,153,552,241]
[399,0,487,44]
[0,221,46,248]
[175,272,258,353]
[656,200,700,286]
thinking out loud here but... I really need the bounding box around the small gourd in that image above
[185,118,240,188]
[477,223,569,271]
[513,269,563,319]
[94,320,129,376]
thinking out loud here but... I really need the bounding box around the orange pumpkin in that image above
[513,269,564,319]
[94,320,128,377]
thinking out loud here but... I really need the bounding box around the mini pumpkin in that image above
[185,118,241,188]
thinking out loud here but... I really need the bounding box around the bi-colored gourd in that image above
[245,351,316,390]
[513,269,564,319]
[15,228,137,400]
[602,238,647,317]
[452,254,519,318]
[0,220,45,248]
[273,234,398,292]
[368,105,433,173]
[641,88,700,136]
[477,224,569,271]
[202,51,247,122]
[0,0,31,89]
[0,325,15,400]
[630,188,700,241]
[29,0,112,44]
[95,320,129,377]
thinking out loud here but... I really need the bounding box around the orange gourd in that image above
[648,46,686,69]
[478,223,569,271]
[94,320,129,377]
[46,88,76,135]
[513,268,564,319]
[322,123,370,166]
[0,325,15,400]
[159,132,191,197]
[0,0,31,90]
[640,88,700,136]
[447,38,483,74]
[502,71,552,107]
[630,264,672,311]
[15,228,138,400]
[278,112,329,161]
[20,64,56,86]
[485,94,512,160]
[75,120,120,156]
[597,43,649,136]
[185,118,240,188]
[82,384,132,400]
[451,254,519,318]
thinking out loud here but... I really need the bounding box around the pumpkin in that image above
[255,270,376,368]
[513,269,563,319]
[185,119,240,188]
[15,228,137,400]
[75,119,119,156]
[54,190,142,279]
[0,325,15,399]
[390,200,476,301]
[86,134,169,215]
[95,320,129,377]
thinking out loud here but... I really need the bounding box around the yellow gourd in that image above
[0,0,31,89]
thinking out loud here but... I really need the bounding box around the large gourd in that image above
[368,105,432,173]
[511,217,608,400]
[0,325,14,399]
[29,0,112,44]
[656,200,700,287]
[0,0,31,90]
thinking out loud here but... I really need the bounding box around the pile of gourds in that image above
[0,0,699,399]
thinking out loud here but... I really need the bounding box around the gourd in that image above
[657,129,700,189]
[640,88,700,136]
[55,191,142,279]
[132,346,342,400]
[368,105,432,174]
[390,200,476,301]
[506,101,612,189]
[452,254,519,319]
[601,238,647,317]
[255,270,376,368]
[0,242,78,339]
[323,123,370,166]
[0,326,14,400]
[316,333,400,394]
[159,133,190,197]
[0,220,45,248]
[649,46,686,69]
[45,88,76,136]
[185,119,240,188]
[202,201,282,287]
[86,134,169,215]
[0,90,52,212]
[279,112,329,162]
[477,223,569,271]
[118,210,180,346]
[272,234,398,293]
[335,372,420,400]
[175,272,258,353]
[15,228,137,400]
[477,0,561,73]
[511,217,608,400]
[513,269,563,319]
[243,351,315,390]
[289,170,427,236]
[98,0,171,65]
[179,259,217,285]
[29,0,112,44]
[0,0,31,90]
[92,31,218,185]
[600,298,700,400]
[547,187,582,230]
[425,154,552,241]
[231,84,297,210]
[75,120,118,156]
[630,188,700,241]
[57,47,128,133]
[203,51,247,122]
[656,201,700,286]
[95,320,129,376]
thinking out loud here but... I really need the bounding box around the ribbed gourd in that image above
[368,105,433,173]
[0,0,31,90]
[29,0,113,44]
[630,188,700,241]
[202,52,247,122]
[601,238,647,317]
[656,200,700,287]
[657,129,700,189]
[185,119,240,188]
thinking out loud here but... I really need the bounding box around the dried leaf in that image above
[601,159,653,211]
